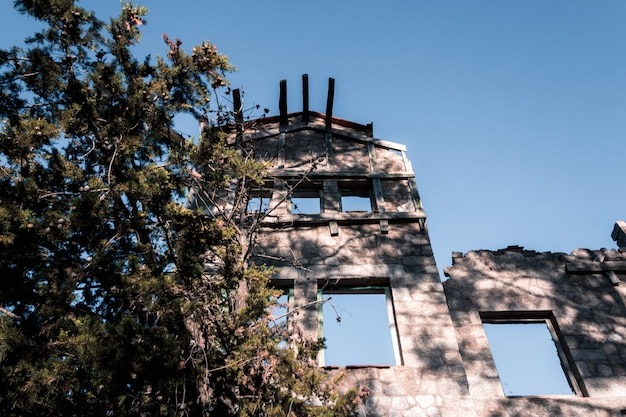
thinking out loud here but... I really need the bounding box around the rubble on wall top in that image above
[444,245,626,283]
[450,239,626,266]
[449,245,561,263]
[448,221,626,266]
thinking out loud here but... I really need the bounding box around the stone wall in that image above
[246,113,476,416]
[443,246,626,416]
[238,108,626,416]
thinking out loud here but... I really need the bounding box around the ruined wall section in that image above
[244,115,475,417]
[443,246,626,417]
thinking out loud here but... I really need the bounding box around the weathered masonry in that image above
[235,76,472,417]
[227,76,626,416]
[443,241,626,416]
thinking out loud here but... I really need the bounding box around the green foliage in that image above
[0,2,357,416]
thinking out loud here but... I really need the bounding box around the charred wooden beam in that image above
[302,74,309,122]
[279,79,288,126]
[325,77,335,130]
[233,88,243,135]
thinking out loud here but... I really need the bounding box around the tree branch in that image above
[0,306,19,319]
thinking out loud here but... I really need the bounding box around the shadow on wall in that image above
[485,397,623,417]
[251,220,431,275]
[250,220,433,330]
[443,246,626,416]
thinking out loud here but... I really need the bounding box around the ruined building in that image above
[228,77,626,416]
[444,240,626,416]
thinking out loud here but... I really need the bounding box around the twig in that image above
[78,139,96,159]
[205,356,254,374]
[0,306,19,319]
[253,253,313,273]
[107,138,119,187]
[269,298,327,324]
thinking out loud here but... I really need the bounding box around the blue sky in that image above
[2,0,626,275]
[483,322,575,396]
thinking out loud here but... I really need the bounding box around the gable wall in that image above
[247,116,476,416]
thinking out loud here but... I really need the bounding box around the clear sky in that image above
[2,0,626,276]
[483,322,575,396]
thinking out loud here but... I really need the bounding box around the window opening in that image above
[247,194,271,214]
[247,184,272,214]
[269,288,293,349]
[338,181,373,212]
[290,185,322,214]
[483,317,580,396]
[269,288,293,328]
[341,195,371,212]
[318,286,400,367]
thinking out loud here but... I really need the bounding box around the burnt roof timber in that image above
[302,74,310,122]
[233,88,243,136]
[325,77,335,130]
[279,79,288,126]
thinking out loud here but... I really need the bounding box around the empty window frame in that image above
[290,182,322,214]
[338,180,373,213]
[247,189,272,214]
[268,287,294,350]
[318,286,401,367]
[269,287,293,329]
[481,312,584,397]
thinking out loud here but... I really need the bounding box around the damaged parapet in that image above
[443,245,626,417]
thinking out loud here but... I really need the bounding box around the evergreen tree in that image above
[0,1,357,415]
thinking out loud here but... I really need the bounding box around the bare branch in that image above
[107,138,119,187]
[268,298,327,325]
[78,139,96,159]
[0,306,19,319]
[0,71,41,85]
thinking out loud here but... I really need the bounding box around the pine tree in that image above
[0,1,357,416]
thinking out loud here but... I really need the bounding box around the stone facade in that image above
[229,79,626,416]
[444,246,626,416]
[236,107,472,416]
